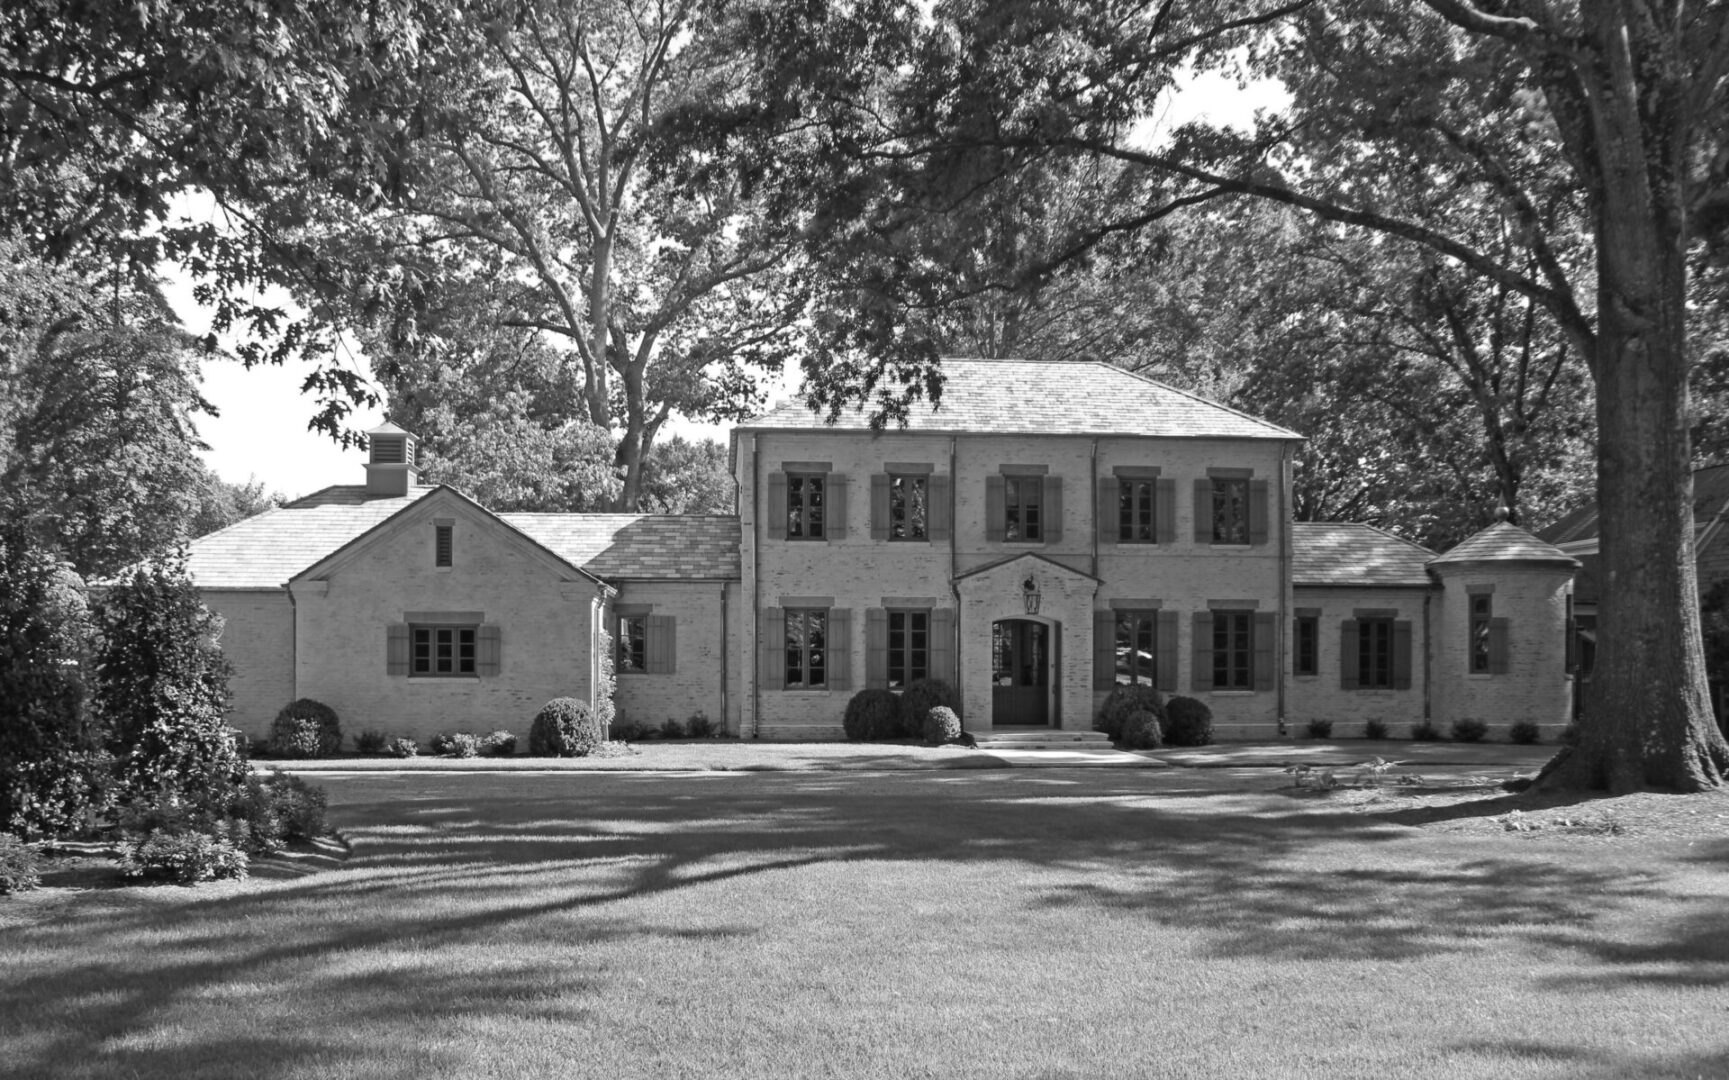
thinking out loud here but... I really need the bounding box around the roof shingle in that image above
[502,515,741,579]
[1292,522,1436,587]
[1428,520,1579,568]
[185,487,436,589]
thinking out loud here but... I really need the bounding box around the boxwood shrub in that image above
[842,689,902,741]
[1096,685,1166,742]
[1162,696,1214,747]
[923,706,963,745]
[1120,709,1164,750]
[900,678,958,738]
[267,699,342,759]
[528,698,603,757]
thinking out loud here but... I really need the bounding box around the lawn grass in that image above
[2,769,1726,1079]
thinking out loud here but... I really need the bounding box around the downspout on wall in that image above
[1276,442,1293,735]
[750,433,762,738]
[1422,588,1434,721]
[284,583,298,702]
[949,436,961,718]
[718,580,728,729]
[1090,438,1100,579]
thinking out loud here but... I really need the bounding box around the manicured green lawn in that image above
[2,770,1726,1079]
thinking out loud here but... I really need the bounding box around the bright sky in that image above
[174,70,1284,502]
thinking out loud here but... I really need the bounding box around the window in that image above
[1470,595,1493,673]
[1119,480,1156,543]
[787,474,825,539]
[1358,617,1394,689]
[1211,477,1249,545]
[784,608,828,688]
[1004,475,1042,541]
[435,523,453,567]
[1295,614,1319,676]
[1115,611,1158,685]
[889,475,927,540]
[1213,610,1253,689]
[618,614,646,673]
[412,625,475,676]
[887,609,929,688]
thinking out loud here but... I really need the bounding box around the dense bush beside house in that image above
[1363,718,1389,740]
[388,737,418,758]
[1096,685,1166,742]
[120,828,249,884]
[1162,696,1214,747]
[658,718,686,739]
[354,729,388,754]
[686,711,717,737]
[484,730,517,756]
[1451,718,1489,743]
[267,699,343,759]
[0,834,41,894]
[842,689,903,741]
[1412,720,1443,741]
[923,706,962,745]
[609,719,648,741]
[528,698,603,757]
[1305,719,1334,739]
[1120,709,1164,750]
[447,733,482,758]
[1509,720,1541,744]
[900,678,958,738]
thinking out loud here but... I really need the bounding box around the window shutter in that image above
[646,614,677,675]
[827,473,848,541]
[760,607,785,690]
[1488,617,1510,674]
[1157,610,1179,692]
[1156,479,1176,545]
[930,608,956,684]
[387,624,409,676]
[827,609,851,691]
[476,624,501,676]
[767,473,788,540]
[1194,479,1212,543]
[1253,612,1276,691]
[1093,610,1116,690]
[1392,619,1413,689]
[986,475,1006,542]
[1192,611,1214,692]
[1340,619,1360,690]
[1249,480,1270,545]
[1043,475,1063,543]
[870,474,891,540]
[928,475,952,542]
[1097,477,1118,546]
[865,607,889,689]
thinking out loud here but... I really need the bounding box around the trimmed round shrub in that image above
[0,835,41,894]
[484,730,518,756]
[1509,719,1542,745]
[1120,709,1164,750]
[388,737,418,759]
[268,699,342,759]
[1451,718,1489,743]
[842,689,903,741]
[528,698,603,757]
[447,733,481,758]
[900,678,959,738]
[1162,696,1214,747]
[1363,718,1390,740]
[1305,718,1334,739]
[354,729,388,755]
[923,706,963,745]
[1096,684,1166,742]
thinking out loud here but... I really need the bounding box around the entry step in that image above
[971,730,1113,749]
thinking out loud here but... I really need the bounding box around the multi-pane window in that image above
[1358,617,1394,689]
[1211,478,1249,545]
[617,615,646,673]
[1119,480,1155,542]
[1212,611,1253,689]
[1470,595,1493,673]
[412,625,475,676]
[1115,612,1158,685]
[435,523,453,567]
[887,609,929,688]
[784,608,828,688]
[787,474,825,539]
[1004,475,1042,541]
[890,475,927,540]
[1295,615,1319,676]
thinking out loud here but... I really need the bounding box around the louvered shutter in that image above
[1192,611,1214,691]
[767,473,788,540]
[1157,610,1179,692]
[760,607,785,690]
[870,474,891,540]
[1043,475,1063,543]
[865,608,889,689]
[827,609,851,691]
[1194,479,1212,543]
[1340,619,1360,689]
[646,614,677,674]
[1392,620,1413,689]
[1249,480,1270,545]
[928,475,952,541]
[387,624,409,675]
[1488,617,1510,674]
[1253,612,1276,691]
[476,624,501,676]
[1156,479,1176,545]
[930,608,956,684]
[1098,476,1118,546]
[986,475,1006,542]
[1094,610,1117,690]
[826,474,848,540]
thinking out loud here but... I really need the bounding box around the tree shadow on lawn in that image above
[2,770,1720,1080]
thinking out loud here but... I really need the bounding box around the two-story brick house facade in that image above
[183,360,1578,745]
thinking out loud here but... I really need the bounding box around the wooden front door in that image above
[992,619,1050,726]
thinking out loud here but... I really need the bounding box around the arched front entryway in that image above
[992,618,1052,726]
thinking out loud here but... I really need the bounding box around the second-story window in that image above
[1211,477,1249,545]
[1005,475,1042,542]
[787,474,825,539]
[1119,480,1155,542]
[890,475,927,540]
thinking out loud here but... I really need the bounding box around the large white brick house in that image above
[186,359,1578,743]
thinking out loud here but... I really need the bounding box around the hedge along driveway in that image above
[3,769,1726,1079]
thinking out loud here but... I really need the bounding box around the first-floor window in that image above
[617,615,646,673]
[1115,611,1158,685]
[888,609,929,688]
[1359,617,1394,688]
[1213,611,1252,689]
[413,625,475,676]
[785,608,828,688]
[1470,595,1493,673]
[1295,615,1319,676]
